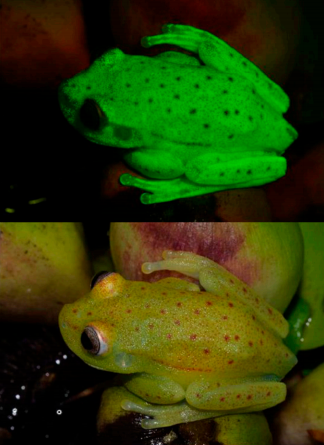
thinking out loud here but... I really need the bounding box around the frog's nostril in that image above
[80,99,106,131]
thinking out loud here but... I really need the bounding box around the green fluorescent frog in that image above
[58,24,298,204]
[59,251,297,429]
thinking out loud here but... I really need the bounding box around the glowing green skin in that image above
[59,251,296,429]
[58,24,298,204]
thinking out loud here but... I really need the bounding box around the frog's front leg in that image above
[123,149,185,180]
[142,23,289,114]
[186,152,287,187]
[120,174,220,204]
[186,379,286,412]
[122,398,220,429]
[121,372,185,405]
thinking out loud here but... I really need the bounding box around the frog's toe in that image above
[140,36,151,48]
[140,193,154,205]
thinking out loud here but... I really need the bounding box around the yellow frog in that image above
[59,251,296,428]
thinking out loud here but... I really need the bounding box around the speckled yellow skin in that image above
[59,251,296,428]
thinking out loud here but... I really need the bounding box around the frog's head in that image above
[59,272,140,373]
[58,48,143,149]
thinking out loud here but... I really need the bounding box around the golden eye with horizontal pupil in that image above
[90,271,115,289]
[81,326,108,355]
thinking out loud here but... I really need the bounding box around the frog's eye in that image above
[81,326,108,355]
[80,99,106,131]
[90,271,115,289]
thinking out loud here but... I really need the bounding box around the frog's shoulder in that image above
[154,51,202,67]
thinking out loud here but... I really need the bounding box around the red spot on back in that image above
[252,315,256,320]
[226,292,229,297]
[268,308,273,315]
[162,292,167,296]
[285,353,289,357]
[190,334,197,340]
[224,335,230,341]
[235,335,240,341]
[248,341,253,347]
[220,397,225,401]
[204,349,210,354]
[145,304,150,309]
[160,309,166,314]
[196,393,201,398]
[126,309,132,313]
[167,333,172,339]
[194,309,200,315]
[177,302,182,307]
[135,327,139,332]
[255,298,259,303]
[222,315,228,320]
[236,394,241,398]
[228,302,234,307]
[266,391,271,396]
[149,323,154,329]
[206,301,213,306]
[261,330,265,335]
[141,287,146,290]
[247,395,252,400]
[174,320,180,325]
[260,339,264,346]
[230,279,234,284]
[228,360,234,364]
[243,287,247,293]
[87,312,92,316]
[72,309,77,313]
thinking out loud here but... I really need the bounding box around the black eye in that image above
[80,99,106,131]
[81,326,108,355]
[90,271,114,289]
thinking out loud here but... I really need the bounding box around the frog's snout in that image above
[80,99,107,131]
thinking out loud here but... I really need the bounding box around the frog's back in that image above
[110,281,295,379]
[113,55,286,155]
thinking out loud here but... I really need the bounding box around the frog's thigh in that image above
[123,373,185,404]
[198,266,289,339]
[186,154,287,186]
[151,277,200,292]
[187,380,286,411]
[197,37,290,114]
[123,149,184,179]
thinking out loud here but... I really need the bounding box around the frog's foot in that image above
[121,398,221,429]
[142,251,290,339]
[120,174,219,204]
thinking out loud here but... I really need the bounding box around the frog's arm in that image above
[122,372,185,404]
[120,174,220,204]
[142,23,290,115]
[142,250,289,338]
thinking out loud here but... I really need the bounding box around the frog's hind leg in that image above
[142,251,289,339]
[142,23,289,114]
[186,379,287,412]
